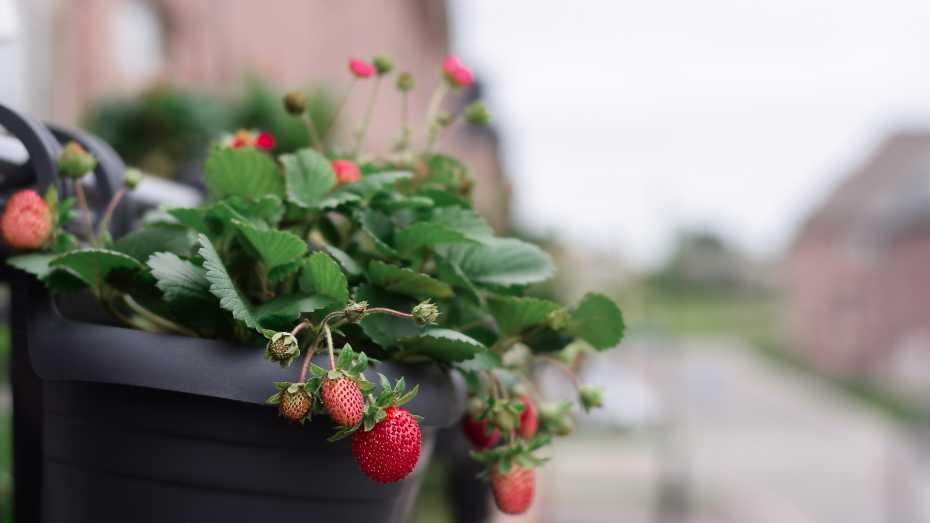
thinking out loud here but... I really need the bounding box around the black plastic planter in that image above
[26,295,466,522]
[0,103,467,521]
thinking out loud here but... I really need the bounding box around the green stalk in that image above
[352,76,382,157]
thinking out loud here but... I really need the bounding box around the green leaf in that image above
[324,245,363,278]
[299,252,348,305]
[8,253,57,280]
[354,284,419,348]
[313,191,362,210]
[355,208,396,257]
[568,293,625,350]
[368,260,454,299]
[254,294,332,323]
[50,249,144,288]
[147,252,214,304]
[282,148,336,208]
[395,222,471,253]
[166,207,210,234]
[233,220,307,269]
[399,328,486,362]
[340,171,412,197]
[226,194,285,227]
[487,295,561,337]
[435,259,483,305]
[198,234,262,331]
[113,224,197,262]
[437,238,555,287]
[204,146,284,199]
[455,350,503,372]
[429,206,494,242]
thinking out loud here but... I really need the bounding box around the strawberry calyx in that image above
[471,435,550,476]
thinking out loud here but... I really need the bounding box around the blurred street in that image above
[508,338,930,523]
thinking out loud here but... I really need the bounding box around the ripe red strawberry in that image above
[278,387,311,422]
[352,406,421,483]
[490,464,535,515]
[1,189,52,249]
[462,414,501,449]
[321,377,364,427]
[331,159,361,185]
[517,395,538,439]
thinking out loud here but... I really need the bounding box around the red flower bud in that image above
[255,131,276,150]
[331,159,361,185]
[1,189,52,250]
[349,59,375,79]
[443,55,474,88]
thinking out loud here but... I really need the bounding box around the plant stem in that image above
[422,83,448,150]
[122,294,198,337]
[324,323,336,370]
[396,91,410,150]
[298,311,343,382]
[96,186,127,241]
[352,77,382,157]
[429,116,462,151]
[291,320,312,338]
[73,180,96,245]
[365,307,414,320]
[539,356,580,389]
[304,113,324,151]
[324,79,356,149]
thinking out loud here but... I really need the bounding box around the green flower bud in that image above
[58,141,96,179]
[467,397,486,418]
[344,301,369,322]
[539,401,574,436]
[435,111,454,128]
[464,101,492,125]
[547,308,571,330]
[578,385,604,412]
[493,408,518,433]
[396,72,415,92]
[265,332,300,367]
[283,91,308,115]
[412,300,440,326]
[373,55,394,75]
[123,168,143,189]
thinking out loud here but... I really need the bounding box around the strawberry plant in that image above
[4,56,625,515]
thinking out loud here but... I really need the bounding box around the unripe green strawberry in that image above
[265,332,299,367]
[490,464,535,515]
[1,190,52,250]
[321,377,365,427]
[278,385,311,422]
[58,141,96,179]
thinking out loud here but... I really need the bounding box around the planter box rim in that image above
[27,294,466,428]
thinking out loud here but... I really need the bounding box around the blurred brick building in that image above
[787,132,930,401]
[10,0,511,228]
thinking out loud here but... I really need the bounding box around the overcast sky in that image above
[451,0,930,268]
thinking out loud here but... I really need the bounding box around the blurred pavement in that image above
[497,338,930,523]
